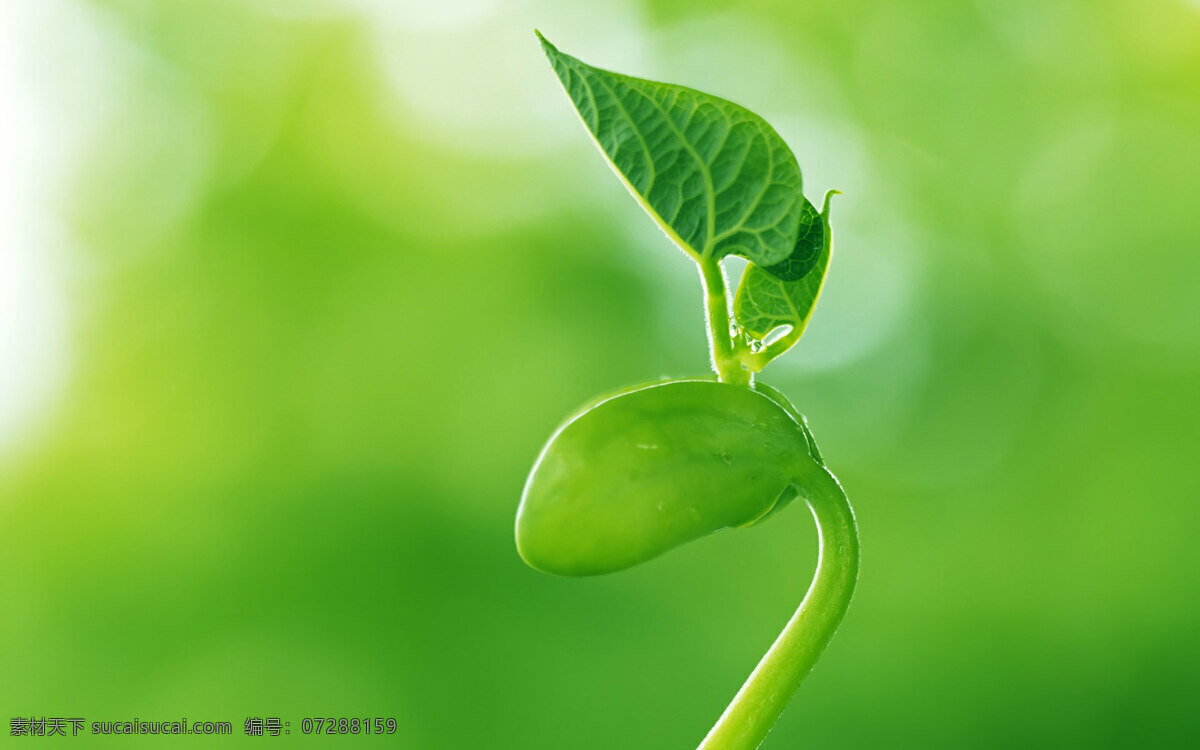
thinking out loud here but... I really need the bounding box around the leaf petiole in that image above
[739,326,803,374]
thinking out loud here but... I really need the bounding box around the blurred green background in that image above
[2,0,1199,747]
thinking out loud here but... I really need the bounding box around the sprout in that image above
[518,34,861,750]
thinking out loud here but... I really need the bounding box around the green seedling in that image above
[516,33,860,750]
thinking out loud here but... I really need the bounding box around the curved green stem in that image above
[698,462,860,750]
[698,258,751,387]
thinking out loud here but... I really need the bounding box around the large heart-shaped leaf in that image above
[734,191,837,341]
[538,32,804,267]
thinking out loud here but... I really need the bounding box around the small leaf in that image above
[733,191,838,341]
[759,197,823,281]
[537,32,804,267]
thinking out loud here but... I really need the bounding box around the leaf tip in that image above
[534,29,556,54]
[821,189,842,219]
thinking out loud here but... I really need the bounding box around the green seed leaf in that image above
[537,32,804,267]
[734,191,838,341]
[516,380,810,576]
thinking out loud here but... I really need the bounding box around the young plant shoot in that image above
[516,33,859,750]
